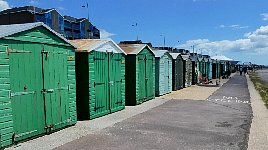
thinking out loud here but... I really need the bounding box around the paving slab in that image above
[247,73,268,150]
[56,74,253,150]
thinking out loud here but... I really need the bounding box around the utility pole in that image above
[132,23,138,41]
[191,45,195,53]
[160,34,165,47]
[82,2,89,20]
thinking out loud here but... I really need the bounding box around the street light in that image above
[82,2,89,20]
[191,45,195,53]
[132,23,138,41]
[160,34,165,47]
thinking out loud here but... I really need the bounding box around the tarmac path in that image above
[56,74,252,150]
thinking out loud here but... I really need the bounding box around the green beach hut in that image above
[119,44,155,106]
[170,53,184,91]
[0,22,76,147]
[71,39,126,120]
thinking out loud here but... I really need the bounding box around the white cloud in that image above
[100,29,115,39]
[218,24,248,29]
[0,0,10,11]
[177,25,268,56]
[29,0,39,5]
[58,6,65,10]
[260,13,268,21]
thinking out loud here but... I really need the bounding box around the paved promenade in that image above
[56,74,253,150]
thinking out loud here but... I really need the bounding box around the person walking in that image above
[239,66,243,75]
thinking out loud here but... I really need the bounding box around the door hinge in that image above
[94,82,105,87]
[94,106,105,111]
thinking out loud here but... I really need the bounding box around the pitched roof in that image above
[70,39,126,55]
[118,44,154,55]
[153,50,169,58]
[0,22,74,47]
[169,53,181,59]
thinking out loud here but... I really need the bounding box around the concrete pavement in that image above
[56,74,253,150]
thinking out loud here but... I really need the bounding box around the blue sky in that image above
[1,0,268,65]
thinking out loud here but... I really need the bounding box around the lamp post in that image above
[82,2,89,20]
[191,45,195,53]
[132,23,138,41]
[160,34,165,47]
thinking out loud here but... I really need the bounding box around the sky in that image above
[1,0,268,65]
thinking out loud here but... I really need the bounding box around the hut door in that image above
[145,55,154,99]
[109,53,124,112]
[138,55,146,103]
[9,45,45,141]
[164,58,169,93]
[41,46,69,132]
[92,52,109,117]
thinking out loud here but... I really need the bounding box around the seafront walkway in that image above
[8,73,267,150]
[55,74,252,150]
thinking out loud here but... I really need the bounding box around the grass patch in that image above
[249,72,268,108]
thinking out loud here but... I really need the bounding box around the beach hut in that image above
[182,54,192,87]
[203,55,212,80]
[71,39,126,120]
[154,50,172,96]
[170,53,184,91]
[119,44,155,106]
[0,22,76,146]
[198,55,206,77]
[190,53,198,85]
[211,55,233,79]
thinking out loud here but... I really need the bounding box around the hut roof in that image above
[70,39,126,55]
[118,44,154,55]
[153,50,169,58]
[0,22,74,47]
[169,53,181,59]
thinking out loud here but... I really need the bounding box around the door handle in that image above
[41,89,54,93]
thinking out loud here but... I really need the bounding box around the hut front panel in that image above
[42,45,72,130]
[145,53,155,100]
[137,54,146,103]
[109,53,125,113]
[158,55,172,95]
[88,51,110,119]
[88,51,125,119]
[136,48,155,104]
[155,58,160,96]
[67,49,77,124]
[0,45,13,147]
[187,60,192,86]
[8,42,45,141]
[0,27,76,142]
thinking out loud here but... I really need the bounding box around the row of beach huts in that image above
[0,22,234,147]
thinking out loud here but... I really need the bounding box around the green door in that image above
[41,46,70,132]
[10,44,45,141]
[138,55,146,103]
[109,53,124,113]
[145,55,154,99]
[92,52,109,118]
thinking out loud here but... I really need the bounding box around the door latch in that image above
[41,89,54,93]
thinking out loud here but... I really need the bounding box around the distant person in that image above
[239,67,243,75]
[243,67,247,75]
